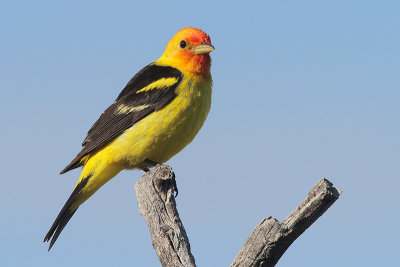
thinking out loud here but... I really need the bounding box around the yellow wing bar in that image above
[136,77,179,94]
[116,104,150,115]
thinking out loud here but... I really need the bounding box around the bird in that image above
[43,27,214,251]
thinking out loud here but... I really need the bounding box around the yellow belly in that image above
[74,75,211,206]
[102,77,212,169]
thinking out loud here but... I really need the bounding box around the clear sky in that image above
[1,0,399,266]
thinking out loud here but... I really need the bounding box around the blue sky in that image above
[1,0,399,266]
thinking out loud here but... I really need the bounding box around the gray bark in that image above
[231,178,342,267]
[134,165,196,267]
[135,166,341,267]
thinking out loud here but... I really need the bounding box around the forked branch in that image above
[135,165,341,267]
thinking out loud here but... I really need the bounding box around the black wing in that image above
[60,63,183,174]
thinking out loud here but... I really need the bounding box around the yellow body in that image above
[44,27,214,250]
[74,72,212,209]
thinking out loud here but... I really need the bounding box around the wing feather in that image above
[60,63,183,174]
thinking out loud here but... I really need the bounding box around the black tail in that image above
[44,175,91,251]
[43,208,77,251]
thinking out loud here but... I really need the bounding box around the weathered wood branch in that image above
[231,178,342,267]
[134,165,196,267]
[135,166,341,267]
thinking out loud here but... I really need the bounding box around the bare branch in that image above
[135,165,196,267]
[135,167,341,267]
[231,178,341,267]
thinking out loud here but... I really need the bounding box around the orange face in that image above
[160,27,214,75]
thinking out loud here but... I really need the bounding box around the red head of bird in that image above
[158,27,214,76]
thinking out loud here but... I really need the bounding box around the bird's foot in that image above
[141,159,158,172]
[141,158,160,172]
[144,158,161,167]
[143,159,178,197]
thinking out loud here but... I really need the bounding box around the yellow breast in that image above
[105,75,212,169]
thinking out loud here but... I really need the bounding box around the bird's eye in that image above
[179,40,187,49]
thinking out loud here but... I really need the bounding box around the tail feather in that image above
[44,174,92,251]
[45,209,77,251]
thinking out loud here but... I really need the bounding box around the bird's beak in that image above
[193,42,215,55]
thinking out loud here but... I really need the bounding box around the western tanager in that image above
[44,27,214,250]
